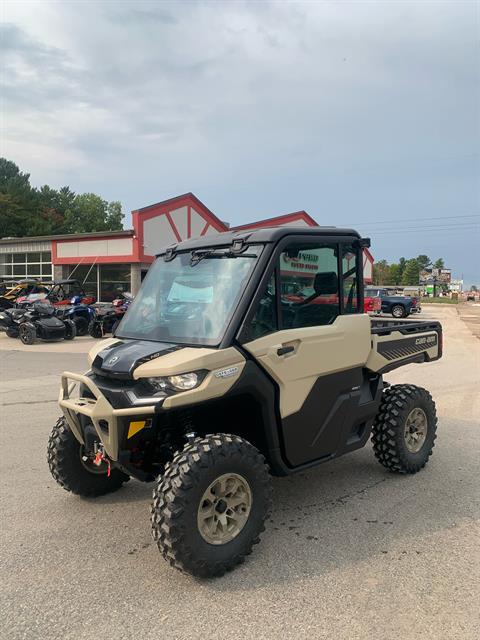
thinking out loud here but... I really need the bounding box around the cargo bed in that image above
[367,318,442,374]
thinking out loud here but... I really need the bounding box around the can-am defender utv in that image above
[47,227,442,577]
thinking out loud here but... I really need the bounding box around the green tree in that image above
[64,193,123,233]
[0,158,38,236]
[415,254,431,271]
[398,257,407,279]
[373,259,390,285]
[433,258,445,270]
[106,201,123,230]
[0,158,124,237]
[470,285,478,292]
[37,185,76,234]
[389,263,402,285]
[401,258,420,286]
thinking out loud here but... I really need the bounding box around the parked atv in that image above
[55,296,96,336]
[0,279,51,311]
[0,300,76,344]
[88,293,133,338]
[47,279,96,306]
[47,227,442,578]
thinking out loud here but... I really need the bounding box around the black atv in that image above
[88,293,133,338]
[0,301,76,345]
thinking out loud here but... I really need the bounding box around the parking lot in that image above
[1,304,479,640]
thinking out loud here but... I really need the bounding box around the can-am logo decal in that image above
[215,366,239,379]
[415,335,436,346]
[107,356,119,365]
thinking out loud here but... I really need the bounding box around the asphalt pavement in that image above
[0,305,479,640]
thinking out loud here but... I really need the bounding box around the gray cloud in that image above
[2,0,479,284]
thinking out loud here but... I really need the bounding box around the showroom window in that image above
[100,265,131,302]
[67,265,98,299]
[0,251,52,280]
[66,263,131,301]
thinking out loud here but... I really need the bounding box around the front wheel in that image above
[371,384,437,473]
[391,304,406,318]
[63,320,76,340]
[19,323,36,345]
[151,434,272,578]
[47,417,129,496]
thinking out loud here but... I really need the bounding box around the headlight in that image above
[167,372,199,390]
[146,371,204,394]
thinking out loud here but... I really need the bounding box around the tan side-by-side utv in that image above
[47,227,442,577]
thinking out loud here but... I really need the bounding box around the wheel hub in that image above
[404,407,428,453]
[197,473,252,545]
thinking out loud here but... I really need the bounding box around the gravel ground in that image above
[0,305,479,640]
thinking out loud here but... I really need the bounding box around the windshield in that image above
[117,245,263,345]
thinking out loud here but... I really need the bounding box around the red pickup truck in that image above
[364,291,382,314]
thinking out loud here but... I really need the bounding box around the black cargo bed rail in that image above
[371,318,442,337]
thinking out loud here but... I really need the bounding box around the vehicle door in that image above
[378,289,390,313]
[240,238,371,467]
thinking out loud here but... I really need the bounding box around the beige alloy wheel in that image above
[197,473,252,545]
[404,407,428,453]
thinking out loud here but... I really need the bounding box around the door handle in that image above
[277,345,295,356]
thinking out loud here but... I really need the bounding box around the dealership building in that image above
[0,193,374,301]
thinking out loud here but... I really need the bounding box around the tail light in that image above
[412,297,418,305]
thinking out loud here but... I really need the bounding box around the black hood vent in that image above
[92,340,182,380]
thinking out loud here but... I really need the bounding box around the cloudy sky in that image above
[2,1,479,284]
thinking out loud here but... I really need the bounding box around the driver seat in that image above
[294,272,339,327]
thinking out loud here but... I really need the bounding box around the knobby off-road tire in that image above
[63,320,76,340]
[151,434,272,578]
[372,384,437,474]
[47,417,129,497]
[74,316,89,336]
[88,320,103,339]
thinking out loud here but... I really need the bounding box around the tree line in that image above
[0,158,123,237]
[373,255,445,286]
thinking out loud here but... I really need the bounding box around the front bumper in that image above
[59,371,157,460]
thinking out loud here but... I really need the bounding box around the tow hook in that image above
[83,442,111,477]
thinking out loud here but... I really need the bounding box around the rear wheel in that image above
[151,434,272,578]
[88,321,103,339]
[391,304,406,318]
[372,384,437,473]
[74,316,89,336]
[6,328,18,338]
[19,323,36,345]
[47,417,129,496]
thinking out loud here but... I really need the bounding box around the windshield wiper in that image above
[190,249,257,266]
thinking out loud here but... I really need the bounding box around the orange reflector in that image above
[128,420,146,439]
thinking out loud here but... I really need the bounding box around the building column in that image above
[53,265,64,282]
[130,263,142,296]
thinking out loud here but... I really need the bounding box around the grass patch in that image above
[422,297,458,304]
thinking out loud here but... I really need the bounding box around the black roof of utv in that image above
[156,226,362,256]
